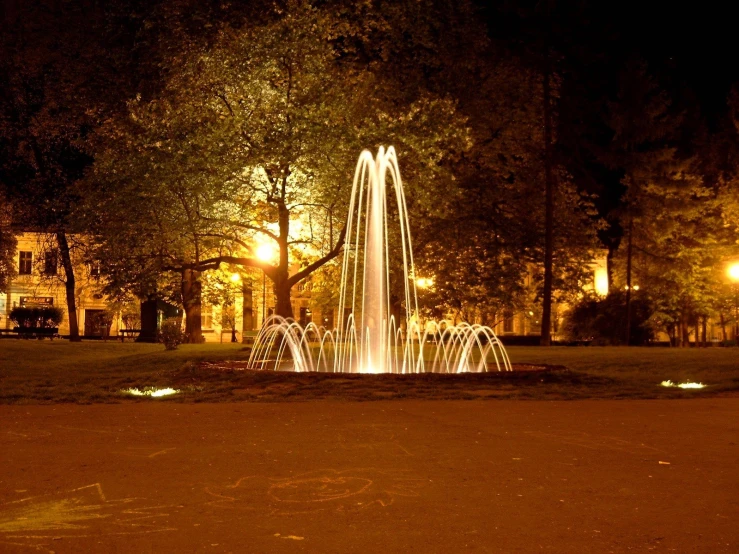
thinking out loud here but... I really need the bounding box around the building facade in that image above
[1,233,120,336]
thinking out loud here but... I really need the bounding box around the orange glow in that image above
[594,267,608,296]
[256,243,275,262]
[728,262,739,282]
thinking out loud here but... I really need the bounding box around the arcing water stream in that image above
[247,147,511,373]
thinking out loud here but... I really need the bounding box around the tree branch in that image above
[287,224,347,288]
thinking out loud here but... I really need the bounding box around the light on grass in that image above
[124,387,180,397]
[660,380,706,390]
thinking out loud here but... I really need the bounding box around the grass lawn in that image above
[0,340,737,404]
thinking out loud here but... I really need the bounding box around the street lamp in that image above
[256,243,275,326]
[728,262,739,343]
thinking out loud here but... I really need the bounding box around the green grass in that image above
[0,340,737,404]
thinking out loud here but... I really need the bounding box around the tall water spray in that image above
[248,147,511,373]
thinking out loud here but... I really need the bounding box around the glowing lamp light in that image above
[594,267,609,297]
[728,262,739,282]
[660,380,706,390]
[256,244,275,262]
[416,277,433,289]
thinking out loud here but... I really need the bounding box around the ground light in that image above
[660,380,706,389]
[124,387,180,397]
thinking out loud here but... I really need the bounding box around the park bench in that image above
[118,329,141,341]
[13,327,60,340]
[0,329,19,338]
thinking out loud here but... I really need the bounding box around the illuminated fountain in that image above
[248,147,511,373]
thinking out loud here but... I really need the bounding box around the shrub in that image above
[561,292,655,346]
[10,306,64,328]
[159,318,184,350]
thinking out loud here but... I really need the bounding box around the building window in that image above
[89,262,100,277]
[44,250,58,275]
[19,251,32,275]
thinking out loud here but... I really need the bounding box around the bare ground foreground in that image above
[1,399,737,553]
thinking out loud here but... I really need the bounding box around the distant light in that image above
[230,273,241,282]
[528,311,534,316]
[728,262,739,282]
[124,387,179,397]
[660,380,706,389]
[633,285,640,291]
[416,277,433,289]
[594,267,608,297]
[256,244,275,262]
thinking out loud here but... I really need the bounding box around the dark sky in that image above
[479,1,739,125]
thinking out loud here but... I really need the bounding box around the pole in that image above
[540,68,554,347]
[262,271,266,326]
[625,213,633,346]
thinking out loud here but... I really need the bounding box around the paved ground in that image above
[0,399,737,553]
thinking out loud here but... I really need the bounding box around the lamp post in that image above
[729,262,739,343]
[229,272,241,342]
[256,244,275,326]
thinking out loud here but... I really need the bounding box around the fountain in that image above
[248,147,511,373]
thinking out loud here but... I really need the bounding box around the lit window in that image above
[19,251,32,275]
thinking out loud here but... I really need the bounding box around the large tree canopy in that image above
[84,0,472,339]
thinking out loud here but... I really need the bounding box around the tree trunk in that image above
[680,313,689,348]
[540,69,555,346]
[624,214,633,346]
[274,271,293,319]
[241,284,253,340]
[606,243,616,295]
[181,269,202,343]
[56,231,80,341]
[701,317,707,347]
[137,298,158,342]
[719,312,726,342]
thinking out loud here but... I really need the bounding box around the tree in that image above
[0,0,178,340]
[86,0,470,338]
[0,198,16,293]
[413,54,602,329]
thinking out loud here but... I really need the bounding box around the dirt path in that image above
[1,399,737,553]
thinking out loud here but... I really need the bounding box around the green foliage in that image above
[159,318,185,350]
[85,0,473,324]
[0,225,16,293]
[10,306,64,329]
[562,292,655,346]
